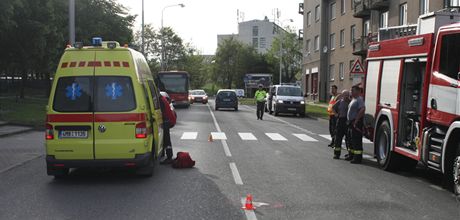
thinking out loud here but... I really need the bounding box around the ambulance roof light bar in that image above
[92,37,102,46]
[73,42,84,49]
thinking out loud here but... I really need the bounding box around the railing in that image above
[298,29,304,41]
[352,37,369,55]
[353,0,370,18]
[299,3,304,15]
[379,25,417,41]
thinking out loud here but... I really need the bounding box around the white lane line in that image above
[265,133,288,141]
[319,134,333,141]
[180,132,198,140]
[241,198,258,220]
[238,132,258,141]
[207,104,232,157]
[362,154,377,162]
[211,132,227,140]
[229,163,243,185]
[319,134,372,144]
[221,140,232,157]
[363,139,372,144]
[243,105,316,135]
[292,133,318,142]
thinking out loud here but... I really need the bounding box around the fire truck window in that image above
[439,34,460,80]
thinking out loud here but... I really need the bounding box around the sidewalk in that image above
[0,121,34,137]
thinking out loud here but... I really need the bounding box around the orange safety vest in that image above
[327,95,338,116]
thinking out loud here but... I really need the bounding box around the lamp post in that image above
[278,19,293,84]
[69,0,75,45]
[141,0,144,54]
[160,3,185,70]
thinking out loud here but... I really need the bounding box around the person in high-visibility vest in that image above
[254,84,267,120]
[347,85,365,164]
[327,85,339,147]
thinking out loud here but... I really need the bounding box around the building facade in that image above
[217,17,288,54]
[301,0,453,102]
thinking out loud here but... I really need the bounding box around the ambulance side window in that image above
[439,33,460,80]
[147,81,160,110]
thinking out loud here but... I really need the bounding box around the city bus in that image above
[157,71,190,107]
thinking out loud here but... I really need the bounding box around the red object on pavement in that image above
[172,152,195,168]
[242,194,255,210]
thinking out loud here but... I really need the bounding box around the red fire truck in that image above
[363,11,460,194]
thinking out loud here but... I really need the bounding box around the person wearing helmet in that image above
[254,84,267,120]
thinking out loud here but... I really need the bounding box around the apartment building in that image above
[300,0,453,102]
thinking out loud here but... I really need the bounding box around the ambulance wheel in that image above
[136,156,154,177]
[375,120,399,171]
[52,168,69,179]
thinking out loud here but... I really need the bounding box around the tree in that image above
[267,29,303,84]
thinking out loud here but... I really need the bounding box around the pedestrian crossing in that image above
[175,131,373,144]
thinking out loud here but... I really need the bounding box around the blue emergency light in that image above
[92,37,102,46]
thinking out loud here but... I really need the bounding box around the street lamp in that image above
[69,0,75,45]
[160,3,185,70]
[279,18,293,84]
[141,0,144,54]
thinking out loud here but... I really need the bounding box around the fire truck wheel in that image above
[452,144,460,195]
[375,120,399,171]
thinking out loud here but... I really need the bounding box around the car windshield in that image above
[159,74,188,93]
[191,90,206,95]
[277,87,302,96]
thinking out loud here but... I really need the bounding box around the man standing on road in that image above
[159,93,177,165]
[347,86,365,164]
[327,85,339,147]
[254,84,267,120]
[332,90,352,160]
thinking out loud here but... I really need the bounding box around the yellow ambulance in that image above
[46,38,163,178]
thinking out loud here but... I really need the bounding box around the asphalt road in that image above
[0,100,459,220]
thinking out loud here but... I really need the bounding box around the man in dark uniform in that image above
[347,86,365,164]
[332,90,352,159]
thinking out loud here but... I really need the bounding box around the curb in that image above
[0,127,35,138]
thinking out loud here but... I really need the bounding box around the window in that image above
[340,29,345,47]
[330,2,336,20]
[341,0,346,14]
[315,5,320,22]
[306,39,311,52]
[330,33,336,50]
[380,11,389,28]
[94,76,136,112]
[420,0,429,15]
[449,0,460,7]
[351,0,354,10]
[339,62,344,80]
[252,38,258,48]
[307,11,311,26]
[350,25,356,44]
[364,19,370,36]
[260,37,266,48]
[314,35,319,51]
[329,64,335,81]
[399,3,408,25]
[53,76,92,112]
[252,26,259,36]
[439,34,460,80]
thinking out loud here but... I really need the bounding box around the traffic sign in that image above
[350,59,366,74]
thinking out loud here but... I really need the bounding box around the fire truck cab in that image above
[363,10,460,194]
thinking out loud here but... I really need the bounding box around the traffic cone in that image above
[242,194,255,210]
[208,134,213,142]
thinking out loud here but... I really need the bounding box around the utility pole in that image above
[69,0,75,45]
[141,0,144,54]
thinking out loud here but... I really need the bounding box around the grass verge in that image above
[0,97,47,128]
[305,104,329,120]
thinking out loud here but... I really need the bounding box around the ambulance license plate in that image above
[59,130,88,139]
[223,99,231,101]
[288,108,297,111]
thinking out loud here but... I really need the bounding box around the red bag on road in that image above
[172,152,195,168]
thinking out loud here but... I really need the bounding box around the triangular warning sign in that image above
[350,59,366,74]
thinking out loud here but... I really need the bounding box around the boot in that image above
[344,153,354,161]
[350,154,362,164]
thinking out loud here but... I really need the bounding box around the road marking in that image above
[265,133,287,141]
[207,104,232,157]
[229,163,243,185]
[211,132,227,140]
[319,134,333,141]
[238,132,257,140]
[180,132,198,140]
[292,133,318,142]
[362,154,377,162]
[241,198,258,220]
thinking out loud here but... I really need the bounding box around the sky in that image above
[116,0,303,55]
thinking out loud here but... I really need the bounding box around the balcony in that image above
[369,0,389,10]
[352,37,369,55]
[299,3,304,15]
[353,0,370,18]
[379,25,417,41]
[298,29,304,41]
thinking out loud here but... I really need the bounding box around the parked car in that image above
[189,89,208,104]
[215,89,238,111]
[266,84,305,117]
